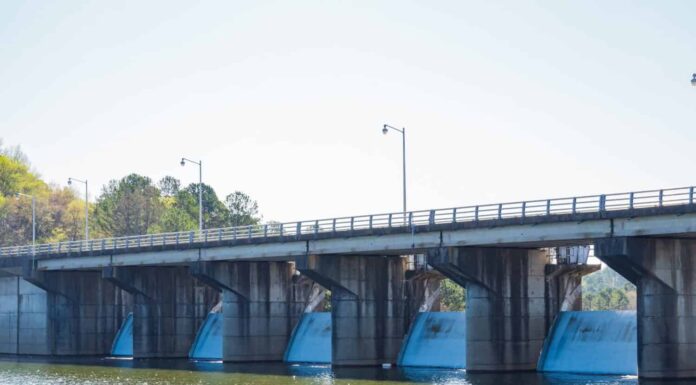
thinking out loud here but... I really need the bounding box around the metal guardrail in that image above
[1,186,694,258]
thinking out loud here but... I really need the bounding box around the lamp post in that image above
[180,157,203,231]
[67,177,89,240]
[382,124,407,217]
[15,193,35,255]
[691,73,696,87]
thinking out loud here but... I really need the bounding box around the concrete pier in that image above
[595,237,696,379]
[0,267,129,355]
[191,261,308,362]
[103,266,217,358]
[428,247,548,372]
[297,255,406,366]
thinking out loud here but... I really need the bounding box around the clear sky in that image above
[1,1,695,223]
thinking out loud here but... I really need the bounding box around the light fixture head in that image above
[67,178,72,185]
[180,158,186,167]
[382,125,389,135]
[692,73,696,87]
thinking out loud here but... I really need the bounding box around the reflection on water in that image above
[0,357,686,385]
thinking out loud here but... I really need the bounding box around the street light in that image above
[180,157,203,231]
[68,177,89,240]
[691,74,696,87]
[15,192,35,255]
[382,124,407,216]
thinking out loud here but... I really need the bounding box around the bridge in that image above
[1,185,695,379]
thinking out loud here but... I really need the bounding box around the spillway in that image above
[110,313,133,357]
[189,312,222,360]
[538,310,637,375]
[284,312,331,364]
[398,312,466,368]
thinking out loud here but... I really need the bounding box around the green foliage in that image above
[94,174,164,237]
[171,183,225,229]
[440,278,465,311]
[582,266,636,310]
[225,191,260,227]
[0,140,265,246]
[0,152,45,197]
[155,206,197,233]
[0,144,91,244]
[323,290,332,311]
[584,287,630,310]
[158,176,181,197]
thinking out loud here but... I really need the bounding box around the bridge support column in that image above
[595,237,696,379]
[0,264,130,356]
[190,261,307,362]
[428,247,547,372]
[296,255,406,366]
[103,266,217,358]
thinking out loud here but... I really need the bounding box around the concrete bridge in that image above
[1,186,696,379]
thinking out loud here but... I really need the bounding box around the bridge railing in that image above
[1,186,694,258]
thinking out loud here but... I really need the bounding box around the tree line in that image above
[0,141,261,246]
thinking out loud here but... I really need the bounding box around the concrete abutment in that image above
[0,264,130,356]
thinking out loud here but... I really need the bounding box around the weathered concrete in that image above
[190,261,309,362]
[428,247,548,372]
[0,276,45,354]
[538,310,637,375]
[595,237,696,379]
[543,263,599,333]
[284,312,332,364]
[404,269,442,330]
[0,267,129,356]
[296,255,406,366]
[103,266,217,358]
[398,311,467,368]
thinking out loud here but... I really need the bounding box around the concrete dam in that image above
[107,305,638,375]
[1,185,695,379]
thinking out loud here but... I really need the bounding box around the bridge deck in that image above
[2,186,696,270]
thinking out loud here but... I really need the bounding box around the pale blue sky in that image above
[1,1,695,222]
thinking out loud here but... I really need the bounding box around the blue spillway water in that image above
[110,313,133,357]
[284,312,331,364]
[189,312,223,360]
[398,312,466,369]
[538,310,637,375]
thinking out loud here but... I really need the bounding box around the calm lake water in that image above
[0,358,684,385]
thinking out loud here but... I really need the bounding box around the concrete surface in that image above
[538,310,637,375]
[297,254,406,366]
[398,311,467,368]
[596,237,696,379]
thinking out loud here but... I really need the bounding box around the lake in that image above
[0,357,681,385]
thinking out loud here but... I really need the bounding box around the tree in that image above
[94,174,163,236]
[583,287,630,310]
[225,191,260,227]
[0,154,44,198]
[582,266,636,310]
[0,150,56,246]
[440,279,465,311]
[158,176,181,197]
[175,183,228,229]
[0,139,266,246]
